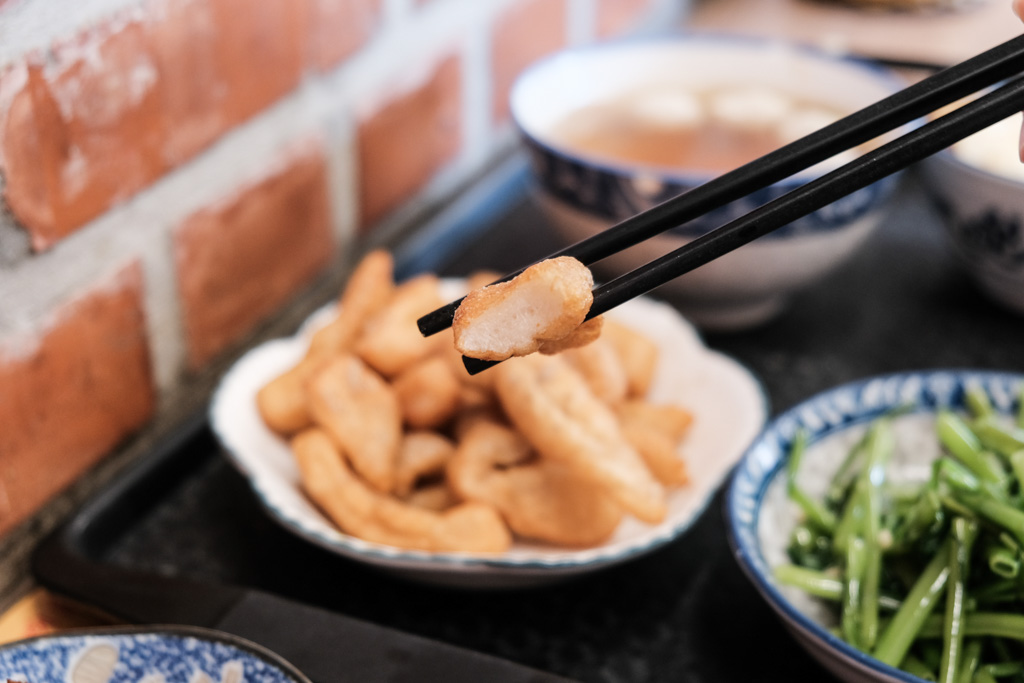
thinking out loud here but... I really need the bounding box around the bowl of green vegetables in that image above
[728,370,1024,683]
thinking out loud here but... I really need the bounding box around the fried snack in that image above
[256,355,325,435]
[256,250,395,435]
[617,412,688,487]
[561,335,629,406]
[355,274,445,378]
[307,354,401,493]
[616,400,692,487]
[449,419,623,546]
[451,401,508,443]
[602,319,659,398]
[394,430,456,496]
[617,399,694,444]
[440,329,497,392]
[452,256,595,361]
[537,316,604,355]
[392,356,462,430]
[494,354,667,523]
[292,429,511,553]
[307,249,395,358]
[401,482,459,512]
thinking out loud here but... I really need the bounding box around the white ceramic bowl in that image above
[0,626,310,683]
[920,113,1024,316]
[211,279,768,589]
[510,35,908,331]
[728,369,1024,683]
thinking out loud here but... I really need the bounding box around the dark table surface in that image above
[78,161,1024,683]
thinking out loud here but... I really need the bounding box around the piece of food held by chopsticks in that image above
[255,249,694,553]
[452,256,603,361]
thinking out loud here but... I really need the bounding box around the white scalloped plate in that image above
[211,280,768,588]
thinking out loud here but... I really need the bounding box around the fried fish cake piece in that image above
[617,399,693,444]
[307,249,396,358]
[292,429,510,553]
[401,482,460,512]
[494,354,667,523]
[256,250,395,436]
[440,328,497,392]
[537,316,604,355]
[617,418,689,487]
[392,356,462,430]
[560,335,629,406]
[615,400,692,487]
[453,256,594,361]
[449,419,623,547]
[307,354,401,493]
[256,355,326,435]
[603,319,659,398]
[355,274,445,378]
[394,430,456,497]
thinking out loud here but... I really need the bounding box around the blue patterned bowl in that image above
[0,626,310,683]
[920,120,1024,316]
[510,35,907,331]
[727,369,1024,683]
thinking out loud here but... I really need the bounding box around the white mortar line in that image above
[0,0,147,70]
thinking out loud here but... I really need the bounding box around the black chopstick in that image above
[417,33,1024,339]
[460,74,1024,375]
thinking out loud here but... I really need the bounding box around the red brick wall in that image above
[0,0,676,539]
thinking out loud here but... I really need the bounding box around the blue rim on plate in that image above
[726,369,1024,683]
[0,625,311,683]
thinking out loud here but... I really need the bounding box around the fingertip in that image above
[1015,0,1024,20]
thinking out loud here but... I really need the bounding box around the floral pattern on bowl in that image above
[0,626,310,683]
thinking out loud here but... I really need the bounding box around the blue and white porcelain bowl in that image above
[0,626,310,683]
[727,369,1024,683]
[510,35,907,331]
[920,115,1024,316]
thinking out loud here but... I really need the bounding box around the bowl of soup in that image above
[920,112,1024,316]
[509,35,908,331]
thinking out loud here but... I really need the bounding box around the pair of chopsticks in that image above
[417,34,1024,375]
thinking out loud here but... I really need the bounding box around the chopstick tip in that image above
[462,356,500,376]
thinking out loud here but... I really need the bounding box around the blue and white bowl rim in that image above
[726,369,1024,683]
[510,32,911,187]
[0,624,312,683]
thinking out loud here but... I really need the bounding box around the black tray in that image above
[32,156,1024,683]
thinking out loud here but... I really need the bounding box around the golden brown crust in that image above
[307,249,395,358]
[603,319,659,398]
[448,419,623,546]
[452,257,595,361]
[355,274,445,378]
[307,354,402,493]
[537,315,604,355]
[493,354,667,524]
[292,428,511,553]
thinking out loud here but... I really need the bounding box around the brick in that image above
[306,0,382,72]
[150,0,306,164]
[1,23,165,250]
[490,0,567,125]
[204,0,306,129]
[596,0,652,38]
[147,0,230,165]
[0,263,155,537]
[175,150,334,369]
[0,0,308,251]
[357,55,461,230]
